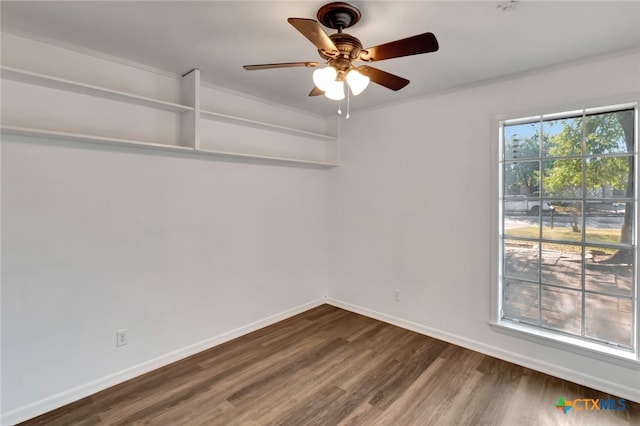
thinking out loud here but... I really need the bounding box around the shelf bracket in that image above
[180,68,200,149]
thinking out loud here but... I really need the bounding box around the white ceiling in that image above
[2,1,639,117]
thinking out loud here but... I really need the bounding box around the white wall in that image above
[1,33,329,423]
[1,137,328,419]
[327,50,640,402]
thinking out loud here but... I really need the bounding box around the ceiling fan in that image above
[243,2,439,101]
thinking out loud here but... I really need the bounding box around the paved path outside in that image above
[504,243,632,347]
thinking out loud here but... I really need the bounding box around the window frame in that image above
[490,96,640,368]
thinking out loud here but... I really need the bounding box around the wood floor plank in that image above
[252,347,384,425]
[369,356,453,425]
[367,337,449,410]
[336,402,382,426]
[308,359,406,425]
[276,384,346,426]
[18,305,639,426]
[215,368,318,426]
[406,350,487,425]
[226,337,349,406]
[22,396,101,426]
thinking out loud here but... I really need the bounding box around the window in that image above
[498,104,637,355]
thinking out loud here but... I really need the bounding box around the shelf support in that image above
[180,68,200,149]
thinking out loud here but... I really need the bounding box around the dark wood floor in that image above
[21,304,639,425]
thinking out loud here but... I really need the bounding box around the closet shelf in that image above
[200,110,336,141]
[195,148,338,168]
[1,126,339,168]
[1,66,193,113]
[2,66,340,167]
[0,126,193,153]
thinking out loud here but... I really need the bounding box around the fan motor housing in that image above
[329,57,352,77]
[319,32,363,61]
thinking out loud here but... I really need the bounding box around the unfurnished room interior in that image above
[1,1,639,425]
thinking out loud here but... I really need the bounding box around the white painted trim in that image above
[489,95,640,374]
[491,92,640,125]
[326,298,640,404]
[489,321,639,369]
[489,111,502,325]
[1,299,325,426]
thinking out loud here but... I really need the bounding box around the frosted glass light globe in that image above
[312,67,337,92]
[324,80,345,101]
[346,70,370,96]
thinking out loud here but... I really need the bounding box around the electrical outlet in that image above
[116,329,128,347]
[394,289,400,302]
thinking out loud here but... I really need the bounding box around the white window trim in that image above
[489,93,640,369]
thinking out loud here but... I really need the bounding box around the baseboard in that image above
[326,298,640,404]
[1,298,325,426]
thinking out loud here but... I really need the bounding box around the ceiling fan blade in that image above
[243,62,319,70]
[309,86,324,96]
[356,66,410,91]
[360,32,439,62]
[288,18,339,56]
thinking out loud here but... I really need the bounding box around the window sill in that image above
[489,320,640,370]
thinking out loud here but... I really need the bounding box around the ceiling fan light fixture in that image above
[243,3,440,105]
[324,80,345,100]
[312,66,337,91]
[346,69,370,95]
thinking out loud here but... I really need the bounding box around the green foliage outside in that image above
[506,113,631,199]
[504,109,634,263]
[543,114,629,231]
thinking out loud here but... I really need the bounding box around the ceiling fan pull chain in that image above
[346,86,350,119]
